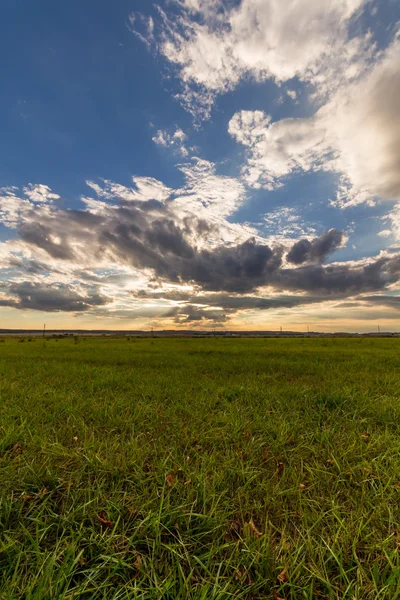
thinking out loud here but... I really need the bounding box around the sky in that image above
[1,0,400,332]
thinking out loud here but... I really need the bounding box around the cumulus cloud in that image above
[3,176,400,323]
[287,229,345,265]
[133,0,371,119]
[3,181,400,297]
[326,40,400,207]
[227,39,400,205]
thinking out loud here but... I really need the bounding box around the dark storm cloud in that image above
[287,229,344,264]
[0,282,107,312]
[166,304,229,324]
[136,289,330,311]
[13,199,400,298]
[275,256,400,294]
[355,295,400,310]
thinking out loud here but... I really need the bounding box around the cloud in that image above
[3,177,400,321]
[287,229,345,264]
[86,177,172,203]
[227,39,400,206]
[228,110,328,188]
[166,304,229,325]
[4,182,400,297]
[22,184,60,204]
[0,281,107,312]
[379,203,400,240]
[85,158,246,235]
[152,127,189,156]
[263,207,317,244]
[172,157,247,224]
[326,40,400,206]
[133,0,371,119]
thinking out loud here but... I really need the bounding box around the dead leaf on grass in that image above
[165,473,176,488]
[97,511,113,527]
[243,518,263,539]
[277,567,288,584]
[11,442,23,455]
[361,432,371,441]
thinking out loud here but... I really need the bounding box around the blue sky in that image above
[1,0,400,331]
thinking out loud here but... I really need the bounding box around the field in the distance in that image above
[1,337,400,599]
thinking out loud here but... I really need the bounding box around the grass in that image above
[1,336,400,599]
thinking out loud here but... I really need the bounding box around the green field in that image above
[1,337,400,599]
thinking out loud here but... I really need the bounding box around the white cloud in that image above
[23,184,60,204]
[85,158,246,232]
[263,207,317,244]
[324,40,400,207]
[379,203,400,240]
[173,157,246,222]
[152,126,189,156]
[0,185,59,228]
[228,39,400,206]
[86,177,172,203]
[228,110,328,189]
[135,0,372,119]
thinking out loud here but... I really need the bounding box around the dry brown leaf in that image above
[249,518,262,538]
[361,432,371,441]
[277,462,285,478]
[277,567,288,583]
[184,479,192,486]
[165,473,176,487]
[97,511,113,527]
[11,442,23,455]
[243,518,263,539]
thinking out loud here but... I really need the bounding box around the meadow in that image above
[1,336,400,599]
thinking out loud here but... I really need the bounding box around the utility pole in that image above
[43,323,46,339]
[378,325,380,334]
